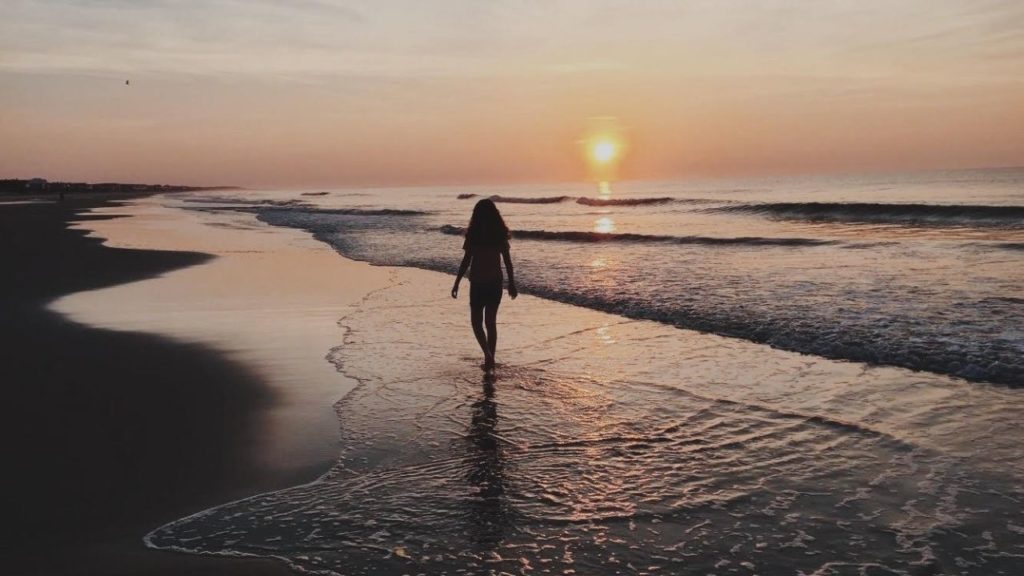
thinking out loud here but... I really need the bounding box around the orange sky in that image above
[2,1,1023,187]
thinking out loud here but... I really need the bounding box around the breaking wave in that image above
[488,195,574,204]
[439,225,835,247]
[184,196,311,208]
[575,196,674,206]
[262,207,428,216]
[459,194,722,208]
[990,242,1024,251]
[711,202,1024,227]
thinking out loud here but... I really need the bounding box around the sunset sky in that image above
[2,0,1023,187]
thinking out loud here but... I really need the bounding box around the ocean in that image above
[144,167,1024,575]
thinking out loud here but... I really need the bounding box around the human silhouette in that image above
[451,199,517,371]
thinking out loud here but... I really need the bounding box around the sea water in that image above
[184,167,1023,385]
[147,168,1024,575]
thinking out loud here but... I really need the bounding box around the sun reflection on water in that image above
[594,217,616,234]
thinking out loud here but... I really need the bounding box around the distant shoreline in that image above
[0,178,241,198]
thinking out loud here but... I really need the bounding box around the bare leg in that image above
[471,306,491,366]
[484,302,499,367]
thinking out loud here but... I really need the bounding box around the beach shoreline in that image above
[8,192,1024,575]
[134,193,1024,575]
[0,196,305,575]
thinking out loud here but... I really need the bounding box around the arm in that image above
[502,247,517,299]
[452,249,472,298]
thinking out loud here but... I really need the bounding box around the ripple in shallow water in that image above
[147,278,1024,575]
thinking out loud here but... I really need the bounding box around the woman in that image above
[451,198,518,371]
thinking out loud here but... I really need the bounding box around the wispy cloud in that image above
[3,0,1022,81]
[1,0,1022,184]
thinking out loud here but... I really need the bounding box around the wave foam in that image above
[440,224,835,247]
[575,196,675,206]
[712,202,1024,227]
[488,195,573,204]
[459,194,728,208]
[275,207,427,216]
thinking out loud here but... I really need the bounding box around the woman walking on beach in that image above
[452,199,518,371]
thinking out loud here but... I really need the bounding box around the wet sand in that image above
[0,197,317,575]
[51,198,393,480]
[21,195,1024,575]
[142,243,1024,575]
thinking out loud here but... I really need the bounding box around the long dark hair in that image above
[465,198,510,246]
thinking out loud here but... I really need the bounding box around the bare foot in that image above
[482,356,495,371]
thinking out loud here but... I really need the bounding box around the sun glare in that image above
[594,216,616,234]
[592,140,617,164]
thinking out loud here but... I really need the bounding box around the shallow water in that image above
[147,267,1024,575]
[135,172,1024,574]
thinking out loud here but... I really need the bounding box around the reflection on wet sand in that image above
[464,374,509,548]
[146,270,1024,576]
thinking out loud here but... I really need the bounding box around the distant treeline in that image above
[0,178,238,195]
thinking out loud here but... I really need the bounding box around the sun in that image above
[592,140,617,164]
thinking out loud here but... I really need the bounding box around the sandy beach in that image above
[6,1,1024,572]
[8,193,1019,575]
[1,196,387,575]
